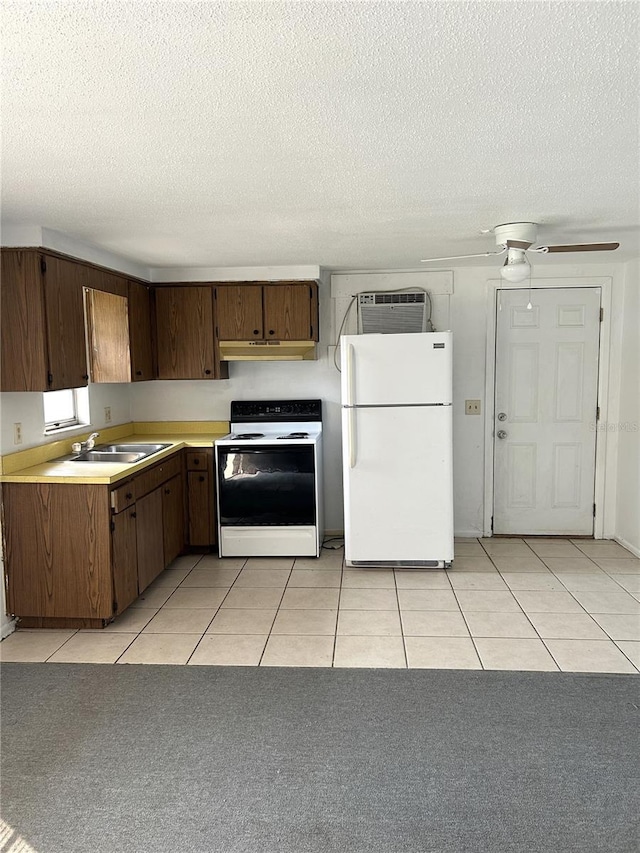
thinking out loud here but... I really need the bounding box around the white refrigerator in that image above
[340,331,454,568]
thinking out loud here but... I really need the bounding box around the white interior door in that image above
[493,287,601,535]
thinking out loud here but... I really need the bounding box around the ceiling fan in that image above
[421,222,620,282]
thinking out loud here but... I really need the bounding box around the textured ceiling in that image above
[2,1,639,269]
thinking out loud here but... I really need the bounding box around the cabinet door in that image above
[111,507,139,613]
[85,289,131,383]
[155,286,216,379]
[188,470,215,546]
[215,285,263,340]
[162,473,185,565]
[3,483,112,619]
[88,268,128,297]
[128,281,154,381]
[263,284,315,340]
[42,255,89,390]
[136,487,165,592]
[1,250,49,391]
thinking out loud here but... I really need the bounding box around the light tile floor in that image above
[1,538,639,673]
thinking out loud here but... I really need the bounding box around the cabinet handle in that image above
[269,330,275,336]
[136,370,142,376]
[165,488,170,495]
[125,493,133,500]
[194,459,200,465]
[204,369,212,375]
[199,475,205,482]
[82,374,89,381]
[253,329,259,335]
[131,512,137,518]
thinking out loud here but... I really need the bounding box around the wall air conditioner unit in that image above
[357,291,431,334]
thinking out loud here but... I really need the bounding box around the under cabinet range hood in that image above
[219,340,317,361]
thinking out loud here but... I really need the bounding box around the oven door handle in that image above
[348,407,357,468]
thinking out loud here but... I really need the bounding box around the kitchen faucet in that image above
[72,432,100,454]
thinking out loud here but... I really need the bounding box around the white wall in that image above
[132,260,630,537]
[615,259,640,554]
[0,242,631,538]
[0,385,133,455]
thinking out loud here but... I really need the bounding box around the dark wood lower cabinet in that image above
[162,474,185,565]
[135,487,165,593]
[186,449,216,548]
[3,450,192,629]
[3,483,113,620]
[111,506,139,614]
[187,471,212,546]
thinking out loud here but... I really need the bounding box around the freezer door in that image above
[342,405,453,563]
[340,332,452,406]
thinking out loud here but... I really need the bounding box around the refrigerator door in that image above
[342,405,453,564]
[341,332,452,407]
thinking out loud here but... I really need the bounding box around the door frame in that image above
[482,276,613,538]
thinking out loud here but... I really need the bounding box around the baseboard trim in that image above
[614,536,640,558]
[1,618,16,640]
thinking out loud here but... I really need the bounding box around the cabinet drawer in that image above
[185,450,210,471]
[111,481,136,513]
[134,453,182,499]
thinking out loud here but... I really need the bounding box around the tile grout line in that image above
[331,558,345,667]
[448,585,485,670]
[393,568,408,669]
[258,560,295,666]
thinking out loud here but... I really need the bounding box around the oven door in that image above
[217,444,316,526]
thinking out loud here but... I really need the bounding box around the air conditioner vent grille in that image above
[372,292,425,305]
[357,291,429,334]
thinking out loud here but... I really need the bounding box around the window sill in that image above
[43,423,91,438]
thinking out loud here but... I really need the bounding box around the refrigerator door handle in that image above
[348,407,357,468]
[346,343,356,406]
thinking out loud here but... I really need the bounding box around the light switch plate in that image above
[465,399,481,415]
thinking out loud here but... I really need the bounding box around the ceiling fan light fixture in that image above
[500,255,531,283]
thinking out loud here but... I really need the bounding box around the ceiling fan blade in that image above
[538,242,620,253]
[421,249,506,263]
[506,240,533,250]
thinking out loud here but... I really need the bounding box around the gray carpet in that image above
[1,665,639,853]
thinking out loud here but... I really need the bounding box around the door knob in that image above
[497,412,508,421]
[497,430,508,439]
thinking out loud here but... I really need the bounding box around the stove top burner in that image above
[278,432,309,439]
[234,433,265,440]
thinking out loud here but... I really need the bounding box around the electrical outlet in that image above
[465,399,481,415]
[104,406,112,423]
[14,422,23,444]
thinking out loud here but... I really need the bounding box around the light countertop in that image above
[0,430,229,485]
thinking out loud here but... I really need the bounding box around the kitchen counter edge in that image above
[0,433,228,485]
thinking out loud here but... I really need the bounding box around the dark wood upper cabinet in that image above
[155,286,218,379]
[215,284,264,339]
[263,284,317,340]
[42,255,90,391]
[1,250,49,391]
[86,267,128,297]
[1,250,90,392]
[128,280,154,381]
[85,289,131,383]
[215,282,319,342]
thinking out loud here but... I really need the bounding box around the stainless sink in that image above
[97,444,172,455]
[70,443,172,463]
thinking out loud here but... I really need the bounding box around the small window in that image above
[43,389,80,432]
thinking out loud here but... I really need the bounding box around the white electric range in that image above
[215,400,323,557]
